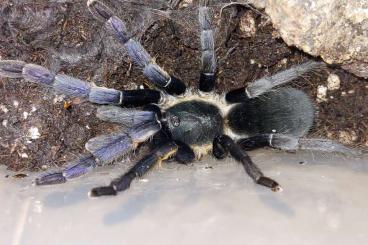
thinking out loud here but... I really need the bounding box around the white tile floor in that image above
[2,150,368,245]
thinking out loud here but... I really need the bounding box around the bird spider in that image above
[0,0,359,197]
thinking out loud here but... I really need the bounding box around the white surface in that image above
[1,150,368,245]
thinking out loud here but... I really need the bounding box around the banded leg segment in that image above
[88,0,186,96]
[90,141,178,197]
[198,0,217,92]
[36,155,97,185]
[0,60,161,106]
[36,120,161,185]
[226,61,325,103]
[238,133,362,156]
[86,120,162,163]
[213,135,281,191]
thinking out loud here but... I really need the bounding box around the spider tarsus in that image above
[35,172,66,185]
[0,60,25,78]
[89,186,117,197]
[256,176,281,192]
[87,0,113,22]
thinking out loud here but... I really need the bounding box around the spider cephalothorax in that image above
[0,0,359,197]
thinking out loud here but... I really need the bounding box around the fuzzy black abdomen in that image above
[166,101,223,146]
[227,87,315,137]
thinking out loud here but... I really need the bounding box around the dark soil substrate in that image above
[0,0,367,171]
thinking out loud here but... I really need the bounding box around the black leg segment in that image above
[213,135,281,192]
[237,134,271,151]
[90,141,178,197]
[121,89,161,107]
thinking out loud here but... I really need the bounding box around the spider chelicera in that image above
[0,0,359,197]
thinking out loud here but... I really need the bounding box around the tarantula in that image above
[0,0,358,197]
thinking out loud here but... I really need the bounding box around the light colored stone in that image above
[327,73,341,91]
[339,130,358,144]
[248,0,368,78]
[28,127,40,140]
[316,85,327,103]
[239,12,256,37]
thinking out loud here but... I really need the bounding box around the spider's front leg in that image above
[0,60,162,107]
[87,0,186,96]
[90,141,178,197]
[198,0,217,92]
[213,135,282,192]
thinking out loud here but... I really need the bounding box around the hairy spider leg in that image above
[198,0,217,92]
[225,61,325,103]
[213,135,281,192]
[36,120,161,185]
[237,134,363,156]
[36,154,97,185]
[87,0,186,96]
[149,121,196,164]
[0,60,161,106]
[90,140,178,196]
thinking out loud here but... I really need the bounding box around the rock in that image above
[239,11,256,37]
[248,0,368,78]
[316,85,327,103]
[327,73,341,91]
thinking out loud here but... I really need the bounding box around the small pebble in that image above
[317,85,327,102]
[327,73,340,90]
[0,104,8,113]
[239,12,256,37]
[339,130,358,144]
[28,127,41,140]
[13,100,19,108]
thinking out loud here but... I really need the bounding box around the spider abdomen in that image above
[166,100,223,146]
[227,87,315,137]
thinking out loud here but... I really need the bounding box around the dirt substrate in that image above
[0,1,367,171]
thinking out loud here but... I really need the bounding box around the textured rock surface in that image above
[248,0,368,78]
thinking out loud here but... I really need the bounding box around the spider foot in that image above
[35,172,66,185]
[256,176,282,192]
[90,186,117,197]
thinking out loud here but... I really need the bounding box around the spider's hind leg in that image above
[90,141,178,197]
[213,135,281,192]
[226,61,325,103]
[238,134,362,156]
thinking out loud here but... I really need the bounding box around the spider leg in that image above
[35,119,161,185]
[96,106,158,126]
[150,120,196,165]
[86,120,161,163]
[0,60,161,106]
[87,0,186,96]
[213,135,282,192]
[225,61,325,103]
[35,154,97,185]
[237,133,362,156]
[90,141,178,197]
[198,0,217,92]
